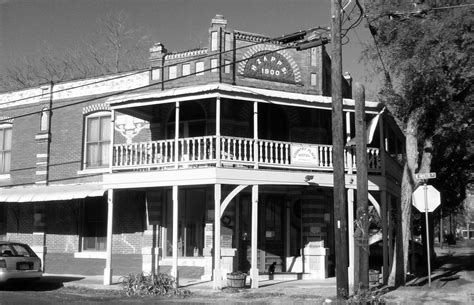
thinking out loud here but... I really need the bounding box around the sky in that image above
[0,0,376,93]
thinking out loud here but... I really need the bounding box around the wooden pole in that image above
[355,83,369,290]
[331,0,348,299]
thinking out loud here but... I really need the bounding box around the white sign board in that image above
[291,145,318,167]
[412,185,441,212]
[415,172,436,180]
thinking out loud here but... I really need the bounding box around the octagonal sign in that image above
[412,185,441,212]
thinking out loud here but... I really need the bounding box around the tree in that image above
[362,0,473,286]
[0,11,153,92]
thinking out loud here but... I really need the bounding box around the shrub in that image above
[121,272,192,297]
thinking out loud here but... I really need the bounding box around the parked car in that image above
[0,241,43,283]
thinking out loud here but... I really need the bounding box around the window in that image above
[84,112,110,168]
[0,124,12,174]
[151,68,161,80]
[168,65,177,79]
[310,47,317,67]
[40,108,49,132]
[224,60,231,74]
[196,62,204,75]
[210,31,218,51]
[211,58,218,73]
[82,198,107,251]
[224,33,232,51]
[311,73,317,86]
[182,63,190,76]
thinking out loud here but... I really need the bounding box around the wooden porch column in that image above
[347,188,355,289]
[253,101,258,169]
[109,110,115,173]
[379,114,386,176]
[174,102,180,169]
[381,190,389,284]
[171,185,179,283]
[216,97,221,167]
[104,189,114,285]
[346,110,355,289]
[213,184,222,289]
[250,185,259,288]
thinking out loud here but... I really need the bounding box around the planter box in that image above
[226,273,246,288]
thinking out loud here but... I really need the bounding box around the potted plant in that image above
[226,271,247,288]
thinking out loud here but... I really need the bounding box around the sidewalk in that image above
[42,240,474,304]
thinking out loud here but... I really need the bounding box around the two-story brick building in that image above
[0,15,404,288]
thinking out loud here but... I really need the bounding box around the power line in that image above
[0,25,326,108]
[0,44,295,123]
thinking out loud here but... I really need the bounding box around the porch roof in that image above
[106,83,381,112]
[0,184,105,202]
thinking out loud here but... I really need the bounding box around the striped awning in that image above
[0,184,105,202]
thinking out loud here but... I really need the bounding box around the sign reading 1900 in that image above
[243,51,295,84]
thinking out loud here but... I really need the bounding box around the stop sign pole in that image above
[414,172,437,286]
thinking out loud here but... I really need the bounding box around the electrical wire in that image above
[0,44,295,123]
[0,25,328,108]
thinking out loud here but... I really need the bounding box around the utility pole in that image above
[355,83,369,291]
[331,0,349,299]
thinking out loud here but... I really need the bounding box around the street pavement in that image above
[37,239,474,304]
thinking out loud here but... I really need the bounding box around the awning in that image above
[0,184,106,202]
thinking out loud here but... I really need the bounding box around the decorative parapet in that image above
[165,49,208,60]
[0,71,150,108]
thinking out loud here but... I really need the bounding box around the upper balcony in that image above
[106,84,404,179]
[112,135,382,173]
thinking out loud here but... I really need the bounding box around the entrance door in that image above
[261,195,284,273]
[238,195,285,273]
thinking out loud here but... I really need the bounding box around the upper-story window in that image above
[169,65,177,79]
[310,48,317,67]
[196,62,204,75]
[182,63,190,76]
[0,124,12,174]
[224,60,231,74]
[40,107,49,132]
[211,31,218,51]
[211,59,218,73]
[224,33,232,51]
[84,112,110,169]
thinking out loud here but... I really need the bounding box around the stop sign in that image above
[412,185,441,212]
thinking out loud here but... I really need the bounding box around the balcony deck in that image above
[112,136,382,173]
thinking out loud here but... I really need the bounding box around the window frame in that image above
[83,111,111,170]
[0,123,12,175]
[196,61,204,75]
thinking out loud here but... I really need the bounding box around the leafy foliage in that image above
[121,272,191,297]
[364,1,473,215]
[347,287,387,304]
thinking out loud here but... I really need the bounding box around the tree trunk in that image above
[388,111,420,286]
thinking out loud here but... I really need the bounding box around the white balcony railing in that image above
[112,135,382,172]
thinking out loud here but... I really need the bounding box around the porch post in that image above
[213,184,222,289]
[104,189,114,285]
[381,190,388,284]
[347,188,355,289]
[346,110,355,289]
[216,97,221,167]
[109,109,115,173]
[250,185,259,288]
[175,102,180,169]
[171,185,179,283]
[253,101,258,169]
[379,114,386,176]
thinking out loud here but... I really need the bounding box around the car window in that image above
[0,245,14,257]
[10,244,34,257]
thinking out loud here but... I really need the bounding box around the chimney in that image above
[211,14,227,28]
[149,42,167,68]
